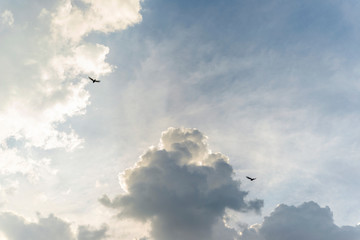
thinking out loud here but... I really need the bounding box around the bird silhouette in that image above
[88,76,100,83]
[246,176,256,181]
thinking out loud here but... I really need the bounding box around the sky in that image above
[1,0,360,239]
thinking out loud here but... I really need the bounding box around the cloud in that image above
[0,0,143,188]
[77,225,108,240]
[0,212,108,240]
[240,201,360,240]
[51,0,142,42]
[0,147,56,183]
[1,10,14,27]
[0,0,143,149]
[0,180,19,196]
[50,43,113,78]
[100,127,263,240]
[0,0,143,146]
[0,212,74,240]
[0,80,89,151]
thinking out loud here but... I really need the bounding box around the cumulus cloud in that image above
[240,201,360,240]
[50,43,113,79]
[51,0,142,42]
[0,212,108,240]
[100,127,263,240]
[0,80,89,151]
[0,0,142,186]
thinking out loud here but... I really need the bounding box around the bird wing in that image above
[88,76,94,81]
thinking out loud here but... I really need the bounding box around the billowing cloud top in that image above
[51,0,142,42]
[100,127,263,240]
[241,201,360,240]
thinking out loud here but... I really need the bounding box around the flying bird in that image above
[88,76,100,83]
[246,176,256,181]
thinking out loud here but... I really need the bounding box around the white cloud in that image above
[0,180,19,196]
[1,10,14,27]
[51,0,142,42]
[100,127,263,240]
[49,44,113,79]
[0,0,143,187]
[240,202,360,240]
[0,80,89,151]
[0,148,56,183]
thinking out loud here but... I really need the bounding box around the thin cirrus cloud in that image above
[100,127,263,240]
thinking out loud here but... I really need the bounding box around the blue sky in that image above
[1,0,360,239]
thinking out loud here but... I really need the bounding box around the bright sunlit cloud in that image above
[0,0,143,237]
[51,0,142,42]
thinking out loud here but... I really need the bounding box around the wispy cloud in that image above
[1,10,14,27]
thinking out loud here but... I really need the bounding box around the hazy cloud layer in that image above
[0,212,108,240]
[240,201,360,240]
[101,127,263,240]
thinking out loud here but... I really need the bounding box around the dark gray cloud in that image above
[0,212,74,240]
[240,201,360,240]
[0,212,108,240]
[100,127,263,240]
